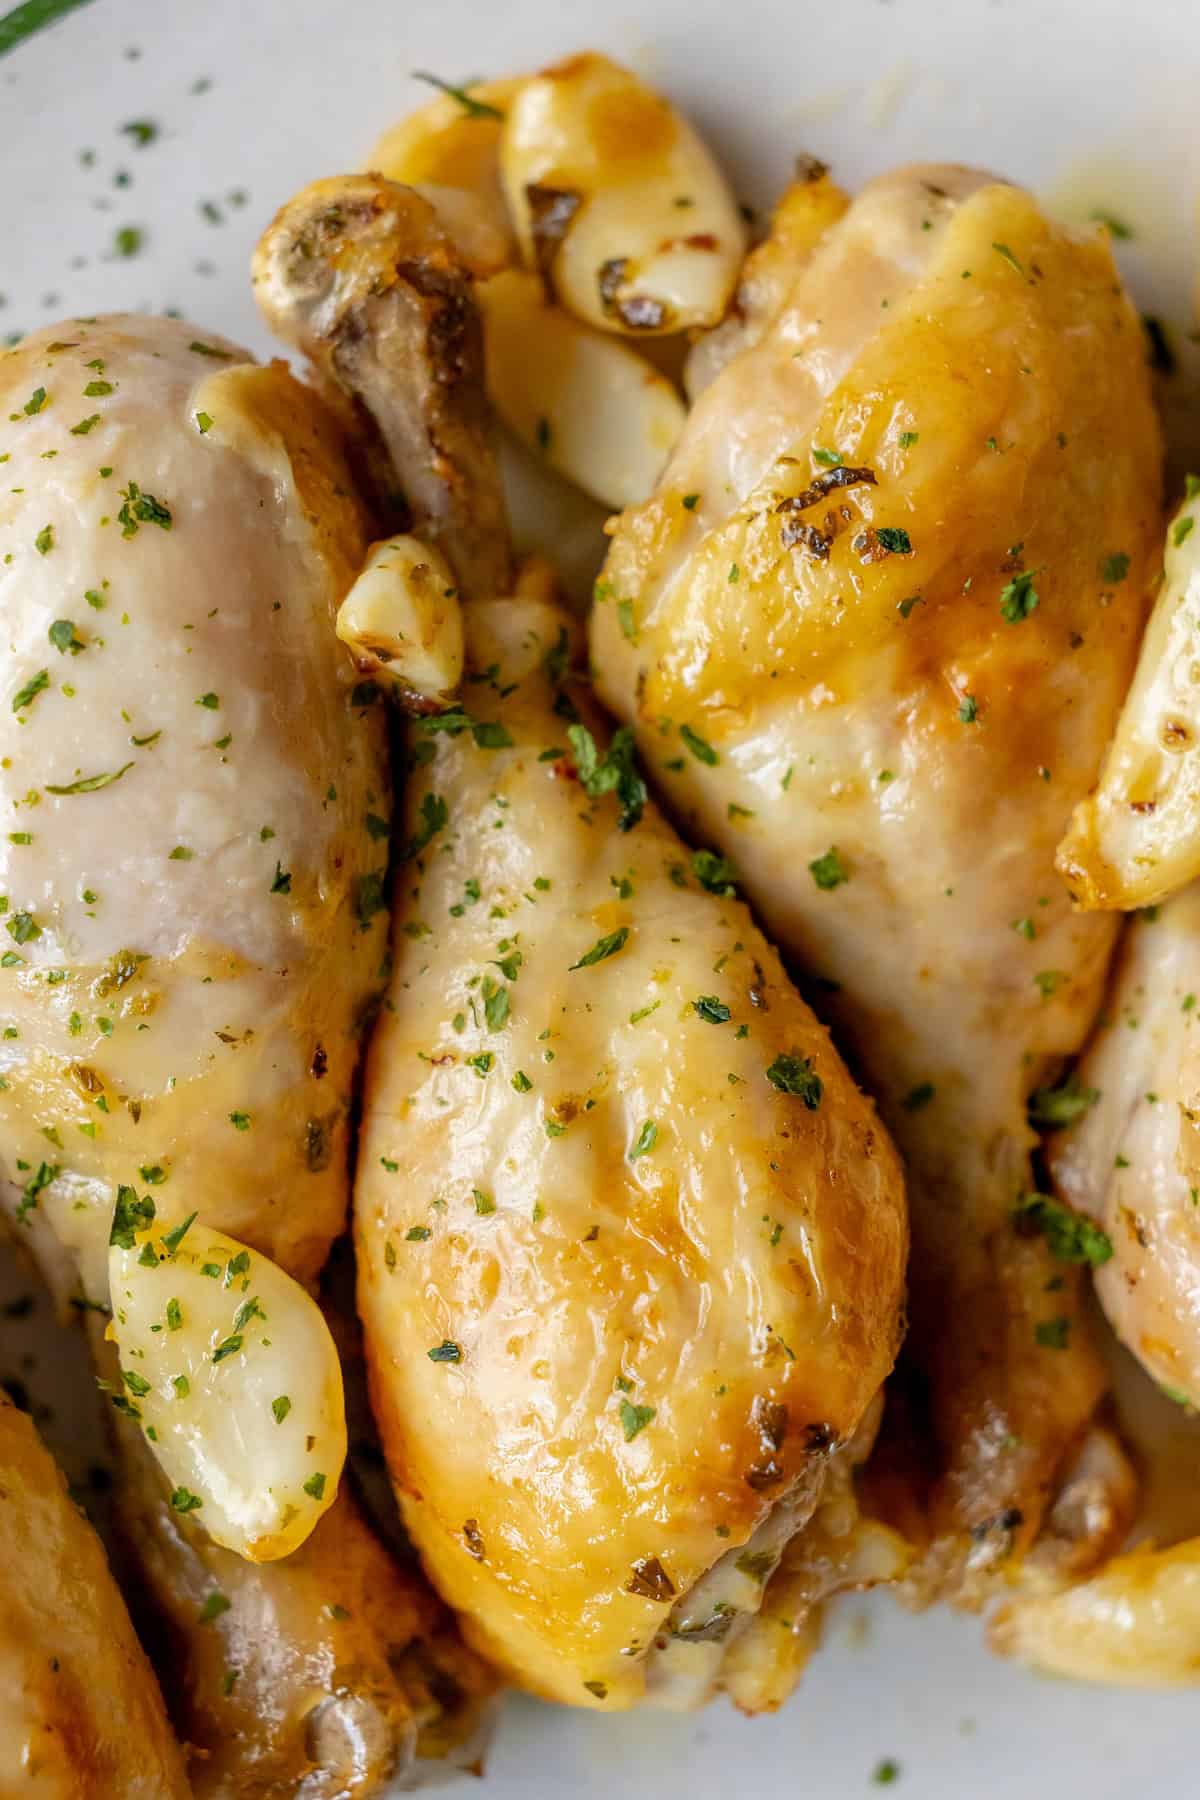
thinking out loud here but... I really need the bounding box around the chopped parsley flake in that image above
[411,70,505,119]
[353,870,387,928]
[48,618,83,655]
[693,995,731,1023]
[619,1399,656,1441]
[117,480,172,537]
[1028,1072,1099,1128]
[692,849,737,895]
[401,792,448,861]
[999,569,1040,622]
[1015,1193,1113,1266]
[12,669,48,711]
[765,1053,823,1109]
[809,846,848,890]
[570,926,629,970]
[6,910,39,944]
[482,975,510,1030]
[629,1120,658,1160]
[109,1184,155,1248]
[566,723,647,831]
[161,1209,195,1252]
[679,723,719,765]
[15,1160,58,1224]
[427,1339,463,1363]
[47,762,135,795]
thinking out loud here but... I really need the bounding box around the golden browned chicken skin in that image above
[254,171,908,1712]
[0,1390,189,1800]
[591,162,1163,1593]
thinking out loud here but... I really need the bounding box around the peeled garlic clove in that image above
[367,77,521,259]
[991,1538,1200,1684]
[496,425,610,608]
[501,53,746,336]
[337,536,464,706]
[108,1210,346,1561]
[1057,484,1200,909]
[480,270,686,510]
[411,183,512,278]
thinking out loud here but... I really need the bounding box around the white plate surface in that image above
[3,2,1199,1795]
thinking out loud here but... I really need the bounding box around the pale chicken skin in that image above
[254,171,907,1713]
[356,596,906,1709]
[592,164,1163,1588]
[0,1391,189,1800]
[0,317,489,1795]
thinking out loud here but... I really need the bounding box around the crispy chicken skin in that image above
[591,164,1163,1591]
[356,598,905,1709]
[0,1391,189,1800]
[0,316,489,1794]
[255,171,907,1712]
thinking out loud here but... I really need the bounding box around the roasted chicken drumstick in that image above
[255,172,908,1712]
[0,315,489,1795]
[590,162,1163,1592]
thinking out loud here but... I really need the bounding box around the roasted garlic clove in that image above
[337,535,464,706]
[479,269,686,509]
[108,1210,346,1561]
[367,74,522,258]
[1058,483,1200,909]
[991,1537,1200,1684]
[501,52,746,336]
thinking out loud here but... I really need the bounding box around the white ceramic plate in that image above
[4,2,1199,1794]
